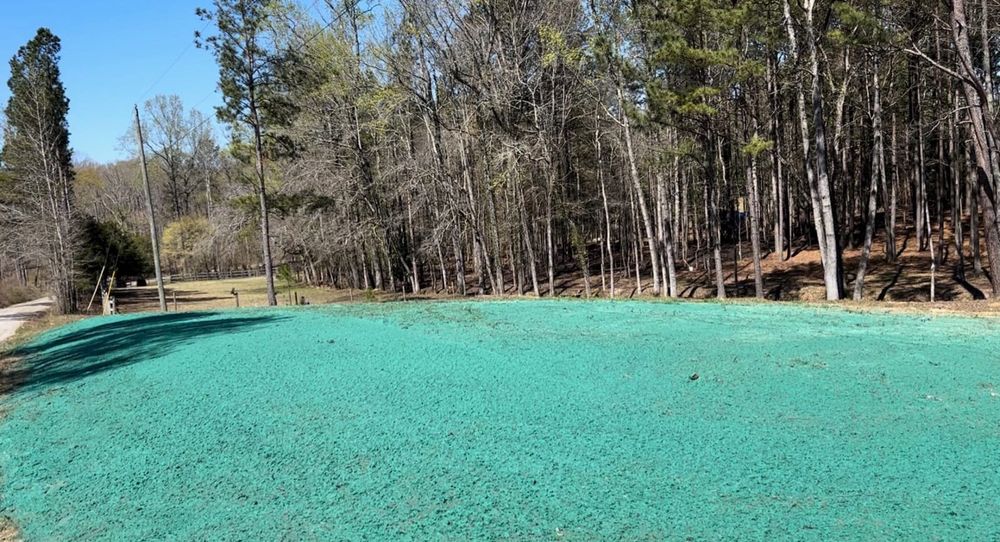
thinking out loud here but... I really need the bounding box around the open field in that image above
[112,276,426,313]
[1,300,999,539]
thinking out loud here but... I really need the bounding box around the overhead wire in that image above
[134,0,341,148]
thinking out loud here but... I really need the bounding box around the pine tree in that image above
[1,28,77,313]
[636,0,751,298]
[197,0,298,306]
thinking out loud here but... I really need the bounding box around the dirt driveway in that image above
[0,297,53,344]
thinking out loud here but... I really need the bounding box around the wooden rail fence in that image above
[164,267,266,284]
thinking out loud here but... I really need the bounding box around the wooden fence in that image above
[164,267,266,284]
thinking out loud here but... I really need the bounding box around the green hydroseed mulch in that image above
[1,300,999,540]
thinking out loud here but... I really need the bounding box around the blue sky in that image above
[0,0,222,163]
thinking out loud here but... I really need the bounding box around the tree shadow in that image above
[953,271,986,300]
[555,277,577,296]
[760,260,826,300]
[114,288,231,311]
[877,265,905,301]
[0,299,52,322]
[895,230,911,260]
[0,314,37,323]
[680,270,708,298]
[765,285,783,300]
[790,244,810,258]
[1,312,285,395]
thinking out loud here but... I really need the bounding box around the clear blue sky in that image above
[0,0,222,163]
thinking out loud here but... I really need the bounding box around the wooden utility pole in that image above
[134,105,168,312]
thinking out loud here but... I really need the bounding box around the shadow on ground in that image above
[680,245,993,302]
[1,312,285,395]
[114,288,231,311]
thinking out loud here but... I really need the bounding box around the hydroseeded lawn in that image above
[1,300,999,540]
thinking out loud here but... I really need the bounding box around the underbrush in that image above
[0,281,40,309]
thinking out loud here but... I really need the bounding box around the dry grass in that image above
[113,276,460,314]
[0,281,41,310]
[0,519,18,542]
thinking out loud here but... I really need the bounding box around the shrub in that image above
[0,280,41,309]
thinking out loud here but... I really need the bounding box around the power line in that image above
[136,20,213,103]
[130,18,217,154]
[135,0,335,108]
[134,0,342,150]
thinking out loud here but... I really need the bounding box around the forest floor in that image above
[1,300,999,539]
[567,224,995,308]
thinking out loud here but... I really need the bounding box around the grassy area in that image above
[1,300,999,539]
[115,276,414,313]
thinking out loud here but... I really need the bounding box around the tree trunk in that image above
[806,7,843,299]
[249,99,277,306]
[854,60,884,300]
[784,0,840,300]
[618,83,661,295]
[951,0,1000,295]
[747,154,764,298]
[705,136,726,299]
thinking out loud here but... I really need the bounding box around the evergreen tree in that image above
[635,0,753,298]
[1,28,77,312]
[197,0,298,306]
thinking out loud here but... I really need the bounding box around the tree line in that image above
[1,0,998,312]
